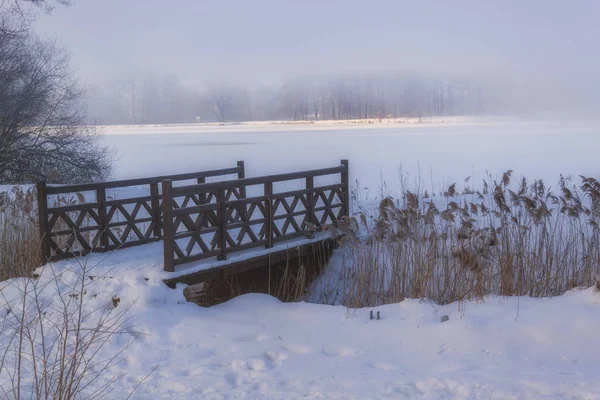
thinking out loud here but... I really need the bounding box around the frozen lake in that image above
[101,119,600,197]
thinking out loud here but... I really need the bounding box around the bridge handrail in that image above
[36,162,245,262]
[44,165,244,195]
[161,160,349,272]
[171,165,346,196]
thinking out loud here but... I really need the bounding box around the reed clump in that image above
[315,172,600,307]
[0,186,90,280]
[0,186,40,280]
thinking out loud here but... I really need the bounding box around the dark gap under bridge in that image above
[36,160,349,287]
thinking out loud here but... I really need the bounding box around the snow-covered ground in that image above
[119,289,600,399]
[2,251,600,399]
[2,118,600,399]
[101,117,600,199]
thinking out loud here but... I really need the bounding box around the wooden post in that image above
[36,181,50,264]
[306,176,315,228]
[341,159,350,217]
[150,182,161,239]
[264,181,273,248]
[236,161,247,223]
[196,177,206,202]
[236,160,246,198]
[217,187,228,260]
[196,177,208,228]
[162,180,175,272]
[96,188,109,251]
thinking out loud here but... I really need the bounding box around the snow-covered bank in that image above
[129,289,600,400]
[97,116,507,135]
[2,252,600,399]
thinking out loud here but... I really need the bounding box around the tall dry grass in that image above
[314,172,600,307]
[0,187,40,281]
[0,186,99,281]
[194,241,334,306]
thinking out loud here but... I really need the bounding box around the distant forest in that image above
[87,74,487,125]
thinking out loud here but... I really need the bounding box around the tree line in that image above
[88,75,487,125]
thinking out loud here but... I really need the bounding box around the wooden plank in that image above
[314,183,345,192]
[271,188,310,199]
[237,161,248,223]
[162,180,175,272]
[108,217,153,229]
[196,177,209,228]
[46,166,242,195]
[47,202,101,213]
[217,188,227,261]
[306,176,315,229]
[272,210,308,221]
[97,188,109,250]
[51,224,100,236]
[150,183,161,239]
[105,195,153,207]
[314,204,343,212]
[341,159,350,216]
[223,239,269,254]
[36,181,50,264]
[172,202,220,217]
[172,165,347,196]
[173,249,222,266]
[163,238,336,287]
[173,226,219,240]
[237,161,246,197]
[264,182,273,248]
[101,237,160,252]
[223,218,267,230]
[224,195,269,207]
[272,231,306,243]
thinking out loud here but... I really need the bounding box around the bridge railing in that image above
[37,162,245,262]
[161,160,349,272]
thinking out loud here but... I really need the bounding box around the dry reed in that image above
[313,172,600,307]
[0,187,40,281]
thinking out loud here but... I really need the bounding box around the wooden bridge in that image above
[36,160,349,286]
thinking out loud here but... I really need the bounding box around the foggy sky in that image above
[34,0,600,114]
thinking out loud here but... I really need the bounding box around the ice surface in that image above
[100,118,600,199]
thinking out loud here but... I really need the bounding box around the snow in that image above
[100,118,600,201]
[168,231,334,280]
[121,289,600,399]
[131,289,600,399]
[3,258,600,399]
[40,231,333,282]
[2,118,600,398]
[99,116,497,135]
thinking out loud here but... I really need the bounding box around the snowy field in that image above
[101,117,600,197]
[2,118,600,399]
[3,251,600,399]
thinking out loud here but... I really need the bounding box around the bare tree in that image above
[207,83,231,122]
[0,2,112,184]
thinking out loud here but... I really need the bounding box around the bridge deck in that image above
[44,232,335,287]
